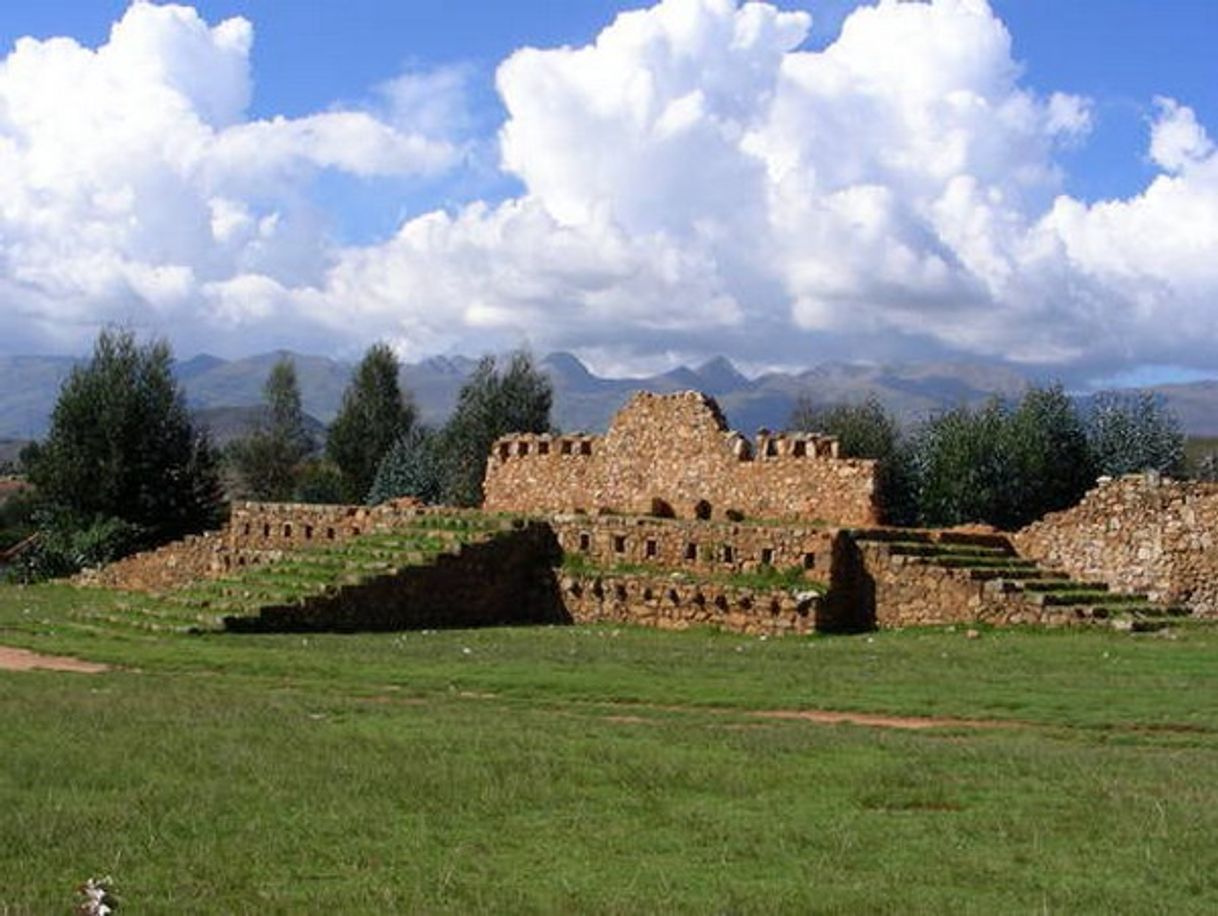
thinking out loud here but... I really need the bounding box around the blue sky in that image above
[0,1,1215,382]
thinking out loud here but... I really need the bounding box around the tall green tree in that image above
[27,328,223,545]
[997,384,1095,526]
[1086,391,1185,477]
[229,356,314,501]
[326,343,415,502]
[909,399,1011,527]
[440,352,553,507]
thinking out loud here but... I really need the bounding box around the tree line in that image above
[790,386,1187,529]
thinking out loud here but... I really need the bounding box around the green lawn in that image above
[3,582,1218,912]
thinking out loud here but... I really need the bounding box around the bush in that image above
[368,427,443,506]
[6,510,142,584]
[293,460,347,505]
[0,489,39,553]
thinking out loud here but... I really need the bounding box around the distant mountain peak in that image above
[694,355,747,395]
[542,351,594,379]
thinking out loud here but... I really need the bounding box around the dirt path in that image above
[752,709,1012,731]
[0,645,109,674]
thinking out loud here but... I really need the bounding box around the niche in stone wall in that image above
[694,500,712,521]
[650,497,676,518]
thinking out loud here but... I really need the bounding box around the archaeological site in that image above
[84,391,1209,636]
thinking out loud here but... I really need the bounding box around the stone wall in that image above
[841,541,1049,629]
[548,514,834,580]
[1015,474,1218,618]
[83,497,432,592]
[81,530,234,592]
[483,390,880,525]
[558,572,826,637]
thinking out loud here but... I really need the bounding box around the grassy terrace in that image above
[3,580,1218,912]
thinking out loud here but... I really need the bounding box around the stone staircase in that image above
[847,529,1191,632]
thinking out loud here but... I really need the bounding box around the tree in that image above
[367,426,443,506]
[439,352,553,507]
[26,328,223,546]
[1086,391,1185,478]
[228,357,315,501]
[326,343,415,503]
[993,384,1096,527]
[909,399,1011,527]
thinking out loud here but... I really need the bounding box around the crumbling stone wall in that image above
[483,391,880,525]
[1015,474,1218,617]
[81,530,233,592]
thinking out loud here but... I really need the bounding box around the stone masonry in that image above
[1015,473,1218,618]
[483,391,880,525]
[81,498,428,592]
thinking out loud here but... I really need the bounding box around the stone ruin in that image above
[1016,473,1218,617]
[78,392,1218,635]
[483,390,881,526]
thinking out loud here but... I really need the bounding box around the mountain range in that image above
[3,351,1218,447]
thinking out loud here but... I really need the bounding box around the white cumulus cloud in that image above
[0,0,459,352]
[1,0,1216,379]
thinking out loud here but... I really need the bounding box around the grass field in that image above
[3,582,1218,912]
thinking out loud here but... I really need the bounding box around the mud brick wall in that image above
[483,390,880,525]
[549,514,834,579]
[1015,474,1218,618]
[558,572,825,636]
